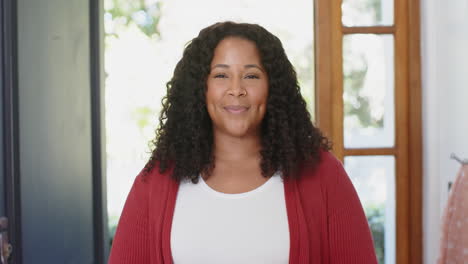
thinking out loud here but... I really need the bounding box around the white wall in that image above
[421,0,468,263]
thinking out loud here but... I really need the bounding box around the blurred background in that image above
[1,0,467,263]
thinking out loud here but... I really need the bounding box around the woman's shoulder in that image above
[318,150,343,168]
[298,150,350,193]
[297,150,362,216]
[300,150,345,178]
[131,162,175,194]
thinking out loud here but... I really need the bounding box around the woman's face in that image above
[206,37,269,138]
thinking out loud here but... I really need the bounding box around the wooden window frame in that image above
[314,0,423,263]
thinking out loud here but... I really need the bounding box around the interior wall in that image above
[421,0,468,263]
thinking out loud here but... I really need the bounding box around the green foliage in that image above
[342,0,385,129]
[343,48,383,128]
[366,204,385,264]
[132,106,155,131]
[108,214,120,246]
[366,0,382,23]
[105,0,163,38]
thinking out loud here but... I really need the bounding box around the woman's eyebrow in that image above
[211,64,229,70]
[211,63,265,72]
[244,64,265,72]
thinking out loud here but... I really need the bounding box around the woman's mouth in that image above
[224,105,249,114]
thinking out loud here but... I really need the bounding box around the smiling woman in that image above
[108,21,378,264]
[104,0,317,248]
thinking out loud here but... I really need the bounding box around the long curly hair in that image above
[144,21,331,183]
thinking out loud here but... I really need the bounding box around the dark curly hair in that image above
[144,21,331,183]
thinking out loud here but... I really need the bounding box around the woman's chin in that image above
[214,120,261,139]
[222,125,254,138]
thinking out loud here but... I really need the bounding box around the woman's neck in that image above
[212,131,262,163]
[203,130,268,189]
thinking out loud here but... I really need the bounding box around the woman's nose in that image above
[227,78,247,97]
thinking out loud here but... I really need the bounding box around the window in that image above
[315,0,422,263]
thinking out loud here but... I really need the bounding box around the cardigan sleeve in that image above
[108,172,151,263]
[325,156,378,264]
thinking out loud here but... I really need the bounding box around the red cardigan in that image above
[109,151,378,263]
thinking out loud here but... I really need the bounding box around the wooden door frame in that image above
[407,1,423,263]
[314,0,423,263]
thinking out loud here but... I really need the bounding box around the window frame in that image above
[314,0,423,263]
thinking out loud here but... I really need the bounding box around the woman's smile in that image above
[223,105,250,114]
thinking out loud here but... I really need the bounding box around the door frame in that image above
[90,0,110,262]
[1,0,22,263]
[1,0,109,262]
[314,0,423,263]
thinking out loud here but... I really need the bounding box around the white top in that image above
[170,172,290,264]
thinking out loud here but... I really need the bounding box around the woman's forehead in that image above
[210,37,262,67]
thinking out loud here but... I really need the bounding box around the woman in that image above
[109,21,377,264]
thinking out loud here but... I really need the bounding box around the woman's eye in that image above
[214,74,227,78]
[245,74,260,79]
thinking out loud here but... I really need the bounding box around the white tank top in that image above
[170,172,290,264]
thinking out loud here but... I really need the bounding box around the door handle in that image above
[0,217,12,264]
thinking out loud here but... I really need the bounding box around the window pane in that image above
[342,0,394,26]
[343,34,395,148]
[104,0,315,245]
[344,155,396,264]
